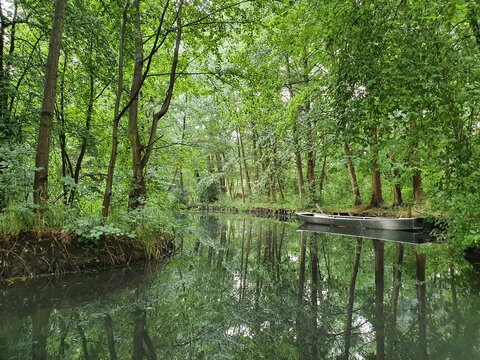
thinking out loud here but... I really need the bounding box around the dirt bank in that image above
[0,230,174,282]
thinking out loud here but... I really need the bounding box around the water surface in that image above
[1,214,479,359]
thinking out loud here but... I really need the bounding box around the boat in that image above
[297,223,426,244]
[296,212,424,231]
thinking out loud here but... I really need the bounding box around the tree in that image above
[33,0,67,207]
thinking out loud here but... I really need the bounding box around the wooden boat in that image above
[296,212,424,230]
[297,223,426,244]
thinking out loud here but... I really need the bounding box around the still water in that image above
[1,214,479,359]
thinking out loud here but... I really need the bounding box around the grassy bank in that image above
[202,198,435,219]
[0,204,176,282]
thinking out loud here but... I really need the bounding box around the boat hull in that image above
[298,223,426,244]
[296,212,424,230]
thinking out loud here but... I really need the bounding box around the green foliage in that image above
[1,0,479,249]
[0,145,34,210]
[0,202,35,237]
[433,170,480,247]
[63,217,132,245]
[197,175,220,203]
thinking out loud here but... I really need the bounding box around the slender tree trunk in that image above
[416,252,428,358]
[227,178,234,200]
[69,48,94,203]
[76,321,91,360]
[33,0,67,207]
[373,240,385,360]
[344,238,362,360]
[216,153,226,193]
[304,55,316,191]
[310,240,319,360]
[344,143,361,206]
[269,174,276,201]
[132,308,146,360]
[0,2,7,130]
[392,243,404,325]
[294,135,306,202]
[306,151,315,186]
[102,0,129,219]
[236,129,245,203]
[252,129,259,182]
[57,53,73,203]
[392,168,403,207]
[277,177,285,201]
[105,314,118,360]
[296,232,307,358]
[127,0,146,209]
[238,128,252,195]
[32,308,51,360]
[285,54,306,203]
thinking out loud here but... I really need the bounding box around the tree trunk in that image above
[306,152,315,186]
[132,308,146,360]
[294,143,306,203]
[369,156,383,208]
[252,129,259,182]
[303,51,315,191]
[344,143,361,206]
[57,53,73,204]
[236,129,245,203]
[70,46,95,204]
[238,128,252,195]
[127,0,146,209]
[102,0,130,219]
[392,167,403,207]
[0,2,7,131]
[32,308,51,360]
[310,240,319,360]
[318,155,327,201]
[277,177,285,201]
[416,252,427,358]
[285,53,306,203]
[216,153,226,193]
[413,169,423,202]
[392,243,404,326]
[373,240,385,360]
[104,314,118,360]
[33,0,67,207]
[344,238,362,360]
[129,0,183,209]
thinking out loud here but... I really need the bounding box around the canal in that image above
[0,213,479,359]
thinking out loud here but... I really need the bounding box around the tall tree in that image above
[33,0,67,207]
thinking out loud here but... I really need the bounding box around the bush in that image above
[197,176,220,203]
[63,216,132,245]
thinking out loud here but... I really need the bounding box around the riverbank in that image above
[194,200,434,221]
[195,204,297,219]
[0,229,174,283]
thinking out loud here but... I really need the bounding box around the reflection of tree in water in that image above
[1,215,480,359]
[343,238,362,360]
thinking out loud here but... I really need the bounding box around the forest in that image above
[1,0,480,253]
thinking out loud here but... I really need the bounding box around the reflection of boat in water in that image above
[296,212,424,230]
[297,223,427,244]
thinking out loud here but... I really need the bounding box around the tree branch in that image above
[142,0,183,168]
